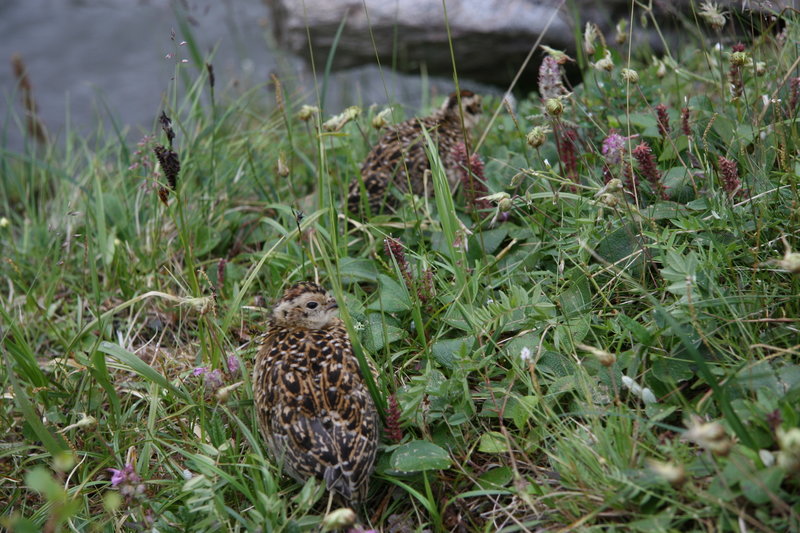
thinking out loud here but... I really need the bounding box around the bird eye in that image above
[306,301,319,309]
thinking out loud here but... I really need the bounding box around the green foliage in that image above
[2,5,800,532]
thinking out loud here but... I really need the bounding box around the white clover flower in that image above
[520,347,532,363]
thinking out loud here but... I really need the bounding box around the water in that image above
[0,0,489,153]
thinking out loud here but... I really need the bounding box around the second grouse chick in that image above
[253,281,379,504]
[347,90,482,216]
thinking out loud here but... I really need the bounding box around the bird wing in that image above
[256,325,379,503]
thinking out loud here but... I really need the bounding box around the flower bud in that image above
[544,98,564,116]
[730,51,748,67]
[526,126,549,148]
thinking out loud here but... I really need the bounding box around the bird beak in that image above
[326,301,339,311]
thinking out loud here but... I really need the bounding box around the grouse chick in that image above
[253,281,378,504]
[347,90,482,216]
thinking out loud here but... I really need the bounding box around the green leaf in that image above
[430,336,473,369]
[3,354,70,456]
[618,314,653,345]
[478,431,509,453]
[507,395,539,429]
[339,257,378,283]
[26,467,63,501]
[362,313,405,352]
[475,466,513,490]
[652,355,695,383]
[367,274,411,312]
[390,440,452,472]
[742,467,784,505]
[594,223,647,277]
[469,227,508,257]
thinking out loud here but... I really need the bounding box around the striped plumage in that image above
[347,90,482,216]
[253,281,378,504]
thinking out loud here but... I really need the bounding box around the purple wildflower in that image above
[107,463,145,498]
[538,56,567,99]
[789,77,800,116]
[384,394,404,443]
[655,104,670,138]
[192,367,207,377]
[632,142,668,200]
[451,142,492,213]
[601,131,627,167]
[557,128,579,186]
[226,355,240,377]
[204,369,224,391]
[681,107,692,136]
[717,156,742,197]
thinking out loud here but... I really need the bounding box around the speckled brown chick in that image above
[253,281,378,504]
[347,90,482,216]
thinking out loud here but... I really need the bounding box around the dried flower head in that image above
[684,415,732,456]
[540,45,573,65]
[615,19,628,45]
[593,50,615,72]
[158,111,175,148]
[322,106,361,132]
[621,68,639,84]
[647,459,686,487]
[699,2,727,31]
[297,104,319,121]
[526,126,550,148]
[577,343,616,367]
[371,107,392,129]
[583,22,599,56]
[277,153,290,177]
[654,57,667,78]
[774,239,800,274]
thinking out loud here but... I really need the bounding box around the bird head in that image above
[442,90,482,129]
[272,281,340,330]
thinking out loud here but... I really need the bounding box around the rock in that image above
[266,0,577,88]
[266,0,788,90]
[265,0,688,89]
